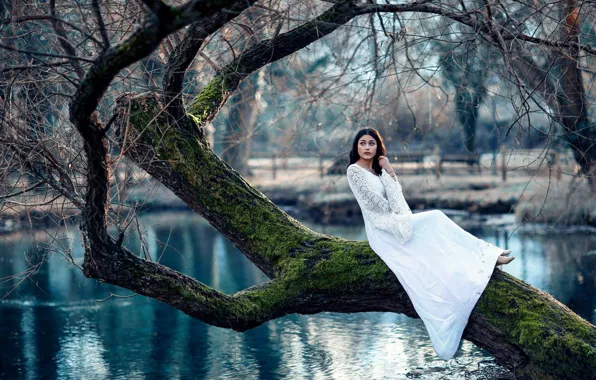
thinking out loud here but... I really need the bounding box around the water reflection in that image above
[0,212,594,379]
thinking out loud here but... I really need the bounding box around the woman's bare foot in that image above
[496,255,515,266]
[501,249,512,256]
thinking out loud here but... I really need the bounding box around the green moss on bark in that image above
[120,93,596,379]
[186,75,227,127]
[477,273,596,378]
[126,94,318,273]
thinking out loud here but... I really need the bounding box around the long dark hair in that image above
[348,128,387,175]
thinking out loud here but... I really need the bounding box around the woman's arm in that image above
[346,165,391,214]
[370,210,413,244]
[347,166,412,244]
[380,169,412,217]
[377,156,411,216]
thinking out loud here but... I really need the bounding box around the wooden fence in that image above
[248,147,579,181]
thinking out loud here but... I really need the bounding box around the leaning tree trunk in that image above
[105,91,596,380]
[511,1,596,191]
[556,1,596,191]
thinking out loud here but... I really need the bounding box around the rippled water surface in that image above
[1,212,595,379]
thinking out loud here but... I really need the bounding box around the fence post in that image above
[433,145,441,179]
[491,151,497,176]
[272,152,277,180]
[319,154,324,178]
[501,145,507,182]
[550,152,562,180]
[282,150,288,170]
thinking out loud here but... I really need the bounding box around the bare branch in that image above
[187,1,362,128]
[162,0,258,134]
[49,0,87,78]
[0,42,95,63]
[91,0,110,49]
[0,14,103,46]
[0,180,46,200]
[0,60,70,73]
[358,2,596,55]
[68,0,248,132]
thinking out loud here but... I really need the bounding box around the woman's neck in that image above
[356,158,374,170]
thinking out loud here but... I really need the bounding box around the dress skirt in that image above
[365,209,503,359]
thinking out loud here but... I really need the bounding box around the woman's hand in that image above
[378,156,395,176]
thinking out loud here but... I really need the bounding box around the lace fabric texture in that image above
[345,163,504,360]
[346,165,413,244]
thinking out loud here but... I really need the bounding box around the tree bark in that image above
[106,92,596,379]
[556,1,596,190]
[161,0,258,137]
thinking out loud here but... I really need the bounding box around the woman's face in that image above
[357,134,377,161]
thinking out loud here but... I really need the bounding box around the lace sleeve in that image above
[346,165,390,214]
[370,211,413,244]
[347,166,413,244]
[380,168,412,217]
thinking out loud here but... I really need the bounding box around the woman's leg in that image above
[413,210,514,265]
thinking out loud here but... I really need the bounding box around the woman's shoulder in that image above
[346,164,372,181]
[347,164,378,177]
[346,163,359,174]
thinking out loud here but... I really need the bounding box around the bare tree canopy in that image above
[1,0,596,378]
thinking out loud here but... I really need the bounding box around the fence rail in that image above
[248,148,579,181]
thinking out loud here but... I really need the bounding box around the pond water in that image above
[1,212,595,379]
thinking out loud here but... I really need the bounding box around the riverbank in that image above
[1,168,594,234]
[245,167,596,227]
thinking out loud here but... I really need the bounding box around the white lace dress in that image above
[346,163,503,360]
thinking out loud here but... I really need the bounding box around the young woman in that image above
[346,127,514,360]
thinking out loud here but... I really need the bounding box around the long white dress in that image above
[346,163,503,360]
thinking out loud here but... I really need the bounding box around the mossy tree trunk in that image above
[52,1,596,379]
[107,91,596,379]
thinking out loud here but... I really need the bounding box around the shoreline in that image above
[1,172,594,234]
